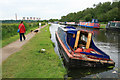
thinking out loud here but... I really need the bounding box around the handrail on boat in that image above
[74,30,80,49]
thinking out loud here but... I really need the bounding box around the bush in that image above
[2,23,19,40]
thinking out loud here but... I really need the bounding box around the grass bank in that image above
[2,25,38,47]
[100,24,107,28]
[2,22,45,47]
[2,24,66,78]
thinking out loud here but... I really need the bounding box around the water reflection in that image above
[49,24,65,57]
[64,67,113,79]
[95,29,119,43]
[50,24,119,78]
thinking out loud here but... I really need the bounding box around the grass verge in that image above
[100,24,106,28]
[2,24,66,78]
[2,25,42,47]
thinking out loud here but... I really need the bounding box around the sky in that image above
[0,0,112,20]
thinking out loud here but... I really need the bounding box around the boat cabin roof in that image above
[61,26,93,34]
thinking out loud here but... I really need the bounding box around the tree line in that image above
[60,1,120,23]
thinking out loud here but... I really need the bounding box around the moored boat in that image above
[78,19,100,28]
[55,26,115,68]
[106,21,120,30]
[65,22,77,26]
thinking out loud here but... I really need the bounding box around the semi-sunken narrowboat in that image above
[55,26,115,68]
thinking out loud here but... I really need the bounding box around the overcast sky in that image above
[0,0,112,20]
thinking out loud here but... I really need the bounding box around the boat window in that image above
[117,23,120,27]
[110,22,120,28]
[96,19,98,23]
[110,22,115,26]
[73,34,75,38]
[77,34,88,49]
[92,19,95,23]
[88,23,89,26]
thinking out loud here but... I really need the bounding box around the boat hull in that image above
[55,32,115,68]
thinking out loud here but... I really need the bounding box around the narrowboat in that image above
[55,26,115,68]
[59,22,77,26]
[78,19,100,28]
[65,22,77,26]
[106,21,120,29]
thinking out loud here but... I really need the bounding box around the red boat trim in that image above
[56,32,73,58]
[93,27,99,28]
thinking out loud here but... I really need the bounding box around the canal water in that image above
[49,23,120,79]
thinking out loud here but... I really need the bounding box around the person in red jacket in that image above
[18,21,26,41]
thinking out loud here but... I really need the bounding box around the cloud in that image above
[0,0,112,20]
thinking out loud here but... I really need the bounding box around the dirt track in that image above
[1,25,47,63]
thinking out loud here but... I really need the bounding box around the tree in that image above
[84,14,92,22]
[106,7,119,21]
[60,1,120,22]
[49,19,59,22]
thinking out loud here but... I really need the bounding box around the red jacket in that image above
[18,23,26,33]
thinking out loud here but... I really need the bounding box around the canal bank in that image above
[2,24,66,78]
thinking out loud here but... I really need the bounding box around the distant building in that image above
[27,17,29,20]
[30,17,32,20]
[22,17,40,20]
[33,17,35,20]
[23,17,25,20]
[38,18,41,20]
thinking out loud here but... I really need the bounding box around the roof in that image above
[111,21,120,23]
[59,26,93,34]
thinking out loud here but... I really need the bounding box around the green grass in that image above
[2,24,66,78]
[2,34,19,47]
[100,24,107,28]
[2,24,42,47]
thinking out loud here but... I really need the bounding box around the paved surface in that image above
[1,24,47,63]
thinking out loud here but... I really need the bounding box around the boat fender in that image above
[74,48,83,53]
[92,31,94,35]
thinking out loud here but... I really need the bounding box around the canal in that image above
[49,23,120,79]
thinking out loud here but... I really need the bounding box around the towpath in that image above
[1,24,47,63]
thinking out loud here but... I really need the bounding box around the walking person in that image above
[39,22,41,29]
[18,21,26,41]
